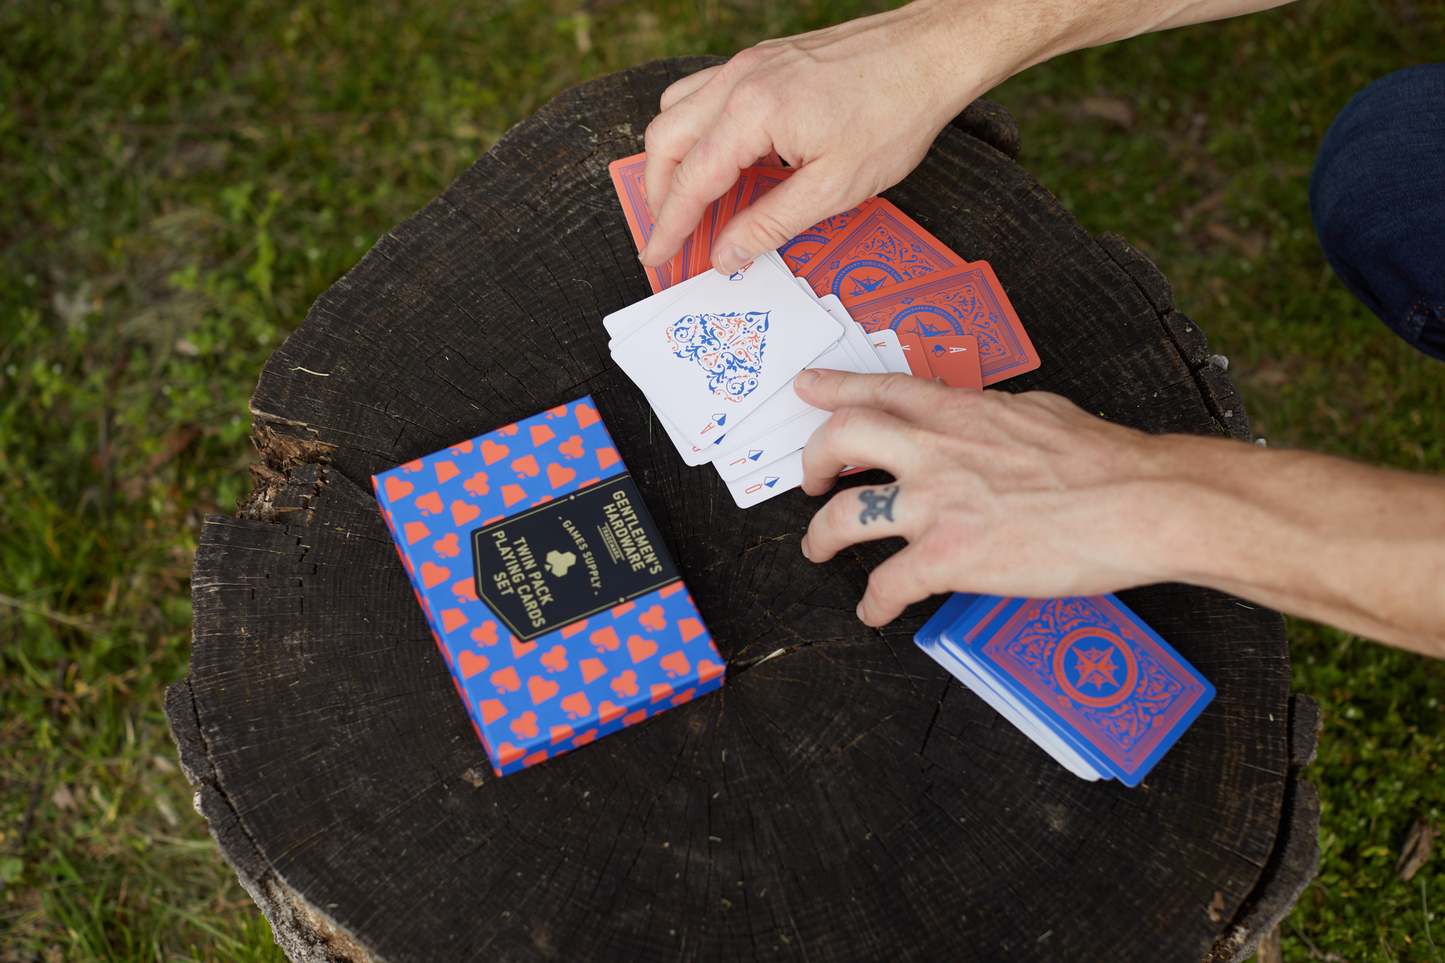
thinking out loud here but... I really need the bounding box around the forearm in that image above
[887,0,1296,119]
[1127,436,1445,656]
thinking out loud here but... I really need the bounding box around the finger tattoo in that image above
[857,485,899,525]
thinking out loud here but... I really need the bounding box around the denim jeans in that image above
[1310,63,1445,361]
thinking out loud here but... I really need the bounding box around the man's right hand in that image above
[639,0,1009,274]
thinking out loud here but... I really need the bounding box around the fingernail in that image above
[800,536,811,560]
[715,246,752,274]
[855,600,866,622]
[794,369,820,391]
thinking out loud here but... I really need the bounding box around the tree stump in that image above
[166,57,1319,963]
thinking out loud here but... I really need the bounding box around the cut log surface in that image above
[168,57,1308,963]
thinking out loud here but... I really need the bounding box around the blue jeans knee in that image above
[1310,63,1445,361]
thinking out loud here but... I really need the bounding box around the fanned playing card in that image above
[799,198,968,301]
[608,153,696,293]
[841,262,1040,385]
[921,335,982,390]
[777,204,870,275]
[895,332,933,378]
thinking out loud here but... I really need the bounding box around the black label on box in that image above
[471,474,679,641]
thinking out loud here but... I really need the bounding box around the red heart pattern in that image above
[528,676,559,705]
[459,651,489,678]
[372,395,726,777]
[420,562,450,589]
[546,463,576,489]
[480,440,509,464]
[627,635,657,663]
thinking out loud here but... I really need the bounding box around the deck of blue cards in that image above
[372,397,726,777]
[915,593,1215,786]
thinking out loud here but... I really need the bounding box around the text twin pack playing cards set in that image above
[372,399,725,777]
[607,154,1041,506]
[370,152,1214,783]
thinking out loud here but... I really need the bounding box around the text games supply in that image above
[915,593,1214,786]
[607,152,1041,506]
[373,397,726,777]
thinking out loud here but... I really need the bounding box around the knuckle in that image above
[736,199,795,249]
[824,488,859,532]
[724,45,771,74]
[667,164,712,206]
[866,568,911,609]
[873,371,920,406]
[823,405,866,442]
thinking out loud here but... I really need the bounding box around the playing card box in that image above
[372,397,726,777]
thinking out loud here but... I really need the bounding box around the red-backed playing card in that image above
[608,152,694,293]
[896,333,933,378]
[841,262,1040,386]
[921,335,983,390]
[799,198,968,301]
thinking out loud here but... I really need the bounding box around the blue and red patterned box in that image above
[372,396,726,776]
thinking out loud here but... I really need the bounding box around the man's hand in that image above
[639,0,1017,274]
[792,368,1445,658]
[793,369,1172,624]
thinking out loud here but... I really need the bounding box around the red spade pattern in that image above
[371,395,726,777]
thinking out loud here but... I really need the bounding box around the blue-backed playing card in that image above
[916,593,1215,786]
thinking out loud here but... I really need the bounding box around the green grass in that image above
[1,0,1441,960]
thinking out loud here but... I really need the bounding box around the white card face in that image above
[701,332,859,453]
[610,257,843,443]
[725,448,804,507]
[603,270,709,340]
[641,390,728,465]
[712,406,830,480]
[819,296,887,375]
[868,329,912,375]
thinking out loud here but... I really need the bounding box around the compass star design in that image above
[1072,646,1121,691]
